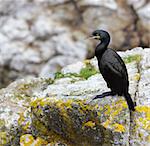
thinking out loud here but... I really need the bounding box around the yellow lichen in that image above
[30,97,129,144]
[134,106,150,132]
[133,73,140,81]
[104,105,111,115]
[34,137,48,146]
[83,121,96,128]
[102,99,127,131]
[136,117,150,130]
[33,119,49,135]
[147,135,150,142]
[20,134,34,146]
[113,123,125,132]
[83,59,90,65]
[20,134,48,146]
[0,119,5,128]
[136,106,150,113]
[18,113,25,125]
[102,120,111,128]
[55,100,70,120]
[0,132,7,145]
[30,97,52,108]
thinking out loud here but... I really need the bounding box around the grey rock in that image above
[40,55,79,77]
[0,48,150,145]
[0,0,149,90]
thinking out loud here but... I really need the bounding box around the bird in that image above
[89,29,135,111]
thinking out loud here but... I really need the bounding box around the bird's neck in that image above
[95,40,109,58]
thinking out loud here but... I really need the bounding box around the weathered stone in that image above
[0,0,149,88]
[0,48,149,146]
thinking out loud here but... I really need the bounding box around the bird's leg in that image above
[93,91,116,100]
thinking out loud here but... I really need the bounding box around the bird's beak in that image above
[87,35,101,40]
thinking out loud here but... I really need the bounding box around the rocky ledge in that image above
[0,47,150,146]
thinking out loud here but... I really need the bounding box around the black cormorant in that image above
[90,30,135,111]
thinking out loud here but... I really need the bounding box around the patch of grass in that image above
[123,54,142,63]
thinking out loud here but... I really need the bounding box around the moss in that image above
[123,54,142,63]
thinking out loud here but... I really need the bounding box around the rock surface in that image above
[0,47,149,146]
[0,0,149,88]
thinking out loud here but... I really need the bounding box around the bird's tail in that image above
[124,93,135,111]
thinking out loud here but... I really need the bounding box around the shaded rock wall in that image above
[0,0,149,88]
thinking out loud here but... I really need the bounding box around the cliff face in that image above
[0,47,149,146]
[0,0,149,88]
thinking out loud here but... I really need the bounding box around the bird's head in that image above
[89,30,110,43]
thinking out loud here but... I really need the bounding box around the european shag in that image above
[90,30,135,111]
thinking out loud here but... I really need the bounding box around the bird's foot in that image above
[92,91,116,100]
[92,94,105,100]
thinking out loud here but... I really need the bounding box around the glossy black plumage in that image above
[91,30,135,111]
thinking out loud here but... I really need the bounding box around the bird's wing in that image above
[105,49,128,80]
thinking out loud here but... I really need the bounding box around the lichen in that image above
[0,119,5,128]
[113,123,125,132]
[80,61,98,79]
[29,97,128,145]
[135,106,150,130]
[123,54,142,63]
[133,73,141,81]
[102,99,128,131]
[54,72,80,80]
[0,132,7,146]
[20,134,48,146]
[54,60,98,80]
[82,121,96,129]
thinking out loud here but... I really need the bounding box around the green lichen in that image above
[123,54,142,63]
[79,63,98,79]
[54,72,80,80]
[54,61,98,80]
[44,78,54,85]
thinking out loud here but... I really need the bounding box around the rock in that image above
[0,48,149,146]
[40,55,79,77]
[0,0,149,89]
